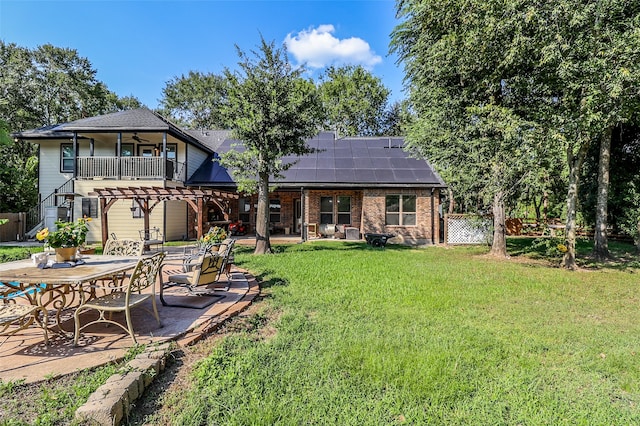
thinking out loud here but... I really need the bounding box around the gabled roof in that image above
[60,108,175,132]
[188,132,446,189]
[13,108,214,153]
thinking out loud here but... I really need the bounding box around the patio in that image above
[0,248,259,384]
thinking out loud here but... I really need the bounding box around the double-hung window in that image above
[336,196,351,224]
[385,195,416,226]
[320,197,334,224]
[320,196,352,224]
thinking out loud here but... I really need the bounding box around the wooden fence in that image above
[0,212,26,242]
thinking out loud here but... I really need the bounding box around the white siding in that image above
[39,142,73,197]
[186,144,209,179]
[165,200,189,241]
[74,180,166,244]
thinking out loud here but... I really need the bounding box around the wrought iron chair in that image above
[0,284,49,345]
[73,252,165,346]
[103,238,145,257]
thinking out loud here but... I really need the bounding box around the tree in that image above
[160,71,228,129]
[533,1,640,268]
[0,41,135,213]
[218,37,323,254]
[318,65,390,137]
[381,99,414,136]
[391,0,542,257]
[392,0,640,267]
[30,44,111,126]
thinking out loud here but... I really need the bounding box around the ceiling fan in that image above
[129,132,150,143]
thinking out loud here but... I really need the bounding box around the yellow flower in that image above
[557,244,568,253]
[36,228,49,241]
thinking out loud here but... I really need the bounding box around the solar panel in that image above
[335,158,355,169]
[335,168,356,182]
[374,169,395,182]
[200,135,444,187]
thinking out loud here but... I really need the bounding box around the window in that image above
[336,196,351,225]
[81,198,98,218]
[320,196,352,224]
[269,199,281,223]
[320,197,333,224]
[120,144,134,157]
[239,198,251,224]
[386,194,416,226]
[165,144,177,160]
[61,144,74,172]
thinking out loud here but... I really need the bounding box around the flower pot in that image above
[55,247,78,262]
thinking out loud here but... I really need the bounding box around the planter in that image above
[55,247,78,262]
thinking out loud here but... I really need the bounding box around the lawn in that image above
[144,240,640,425]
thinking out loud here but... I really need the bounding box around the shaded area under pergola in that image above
[88,186,238,246]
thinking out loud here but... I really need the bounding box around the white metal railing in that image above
[77,157,184,181]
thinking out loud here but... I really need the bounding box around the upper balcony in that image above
[76,156,186,182]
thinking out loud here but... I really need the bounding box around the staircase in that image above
[25,179,75,238]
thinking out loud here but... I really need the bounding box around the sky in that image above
[0,0,406,110]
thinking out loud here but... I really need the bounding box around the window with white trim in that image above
[386,194,416,226]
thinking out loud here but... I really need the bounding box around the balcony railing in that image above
[76,156,185,181]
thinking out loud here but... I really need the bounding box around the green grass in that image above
[155,241,640,425]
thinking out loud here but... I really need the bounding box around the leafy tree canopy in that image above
[160,71,228,129]
[217,37,323,253]
[318,65,390,137]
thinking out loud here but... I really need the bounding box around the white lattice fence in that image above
[445,214,492,245]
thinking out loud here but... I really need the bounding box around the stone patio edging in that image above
[74,271,260,426]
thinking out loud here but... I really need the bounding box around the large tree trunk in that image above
[593,127,612,261]
[563,140,590,270]
[254,171,271,255]
[489,191,508,257]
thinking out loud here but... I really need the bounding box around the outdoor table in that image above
[0,255,139,335]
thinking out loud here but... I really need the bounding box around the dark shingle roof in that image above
[59,108,172,131]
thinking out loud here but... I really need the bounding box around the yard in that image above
[2,239,640,425]
[140,240,640,425]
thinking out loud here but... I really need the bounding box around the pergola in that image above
[88,186,238,246]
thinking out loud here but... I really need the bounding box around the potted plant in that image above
[197,226,228,251]
[36,218,91,262]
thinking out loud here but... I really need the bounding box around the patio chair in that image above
[0,284,49,345]
[160,243,233,308]
[103,238,145,257]
[100,238,145,290]
[73,251,166,346]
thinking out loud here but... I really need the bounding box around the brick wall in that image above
[361,188,440,245]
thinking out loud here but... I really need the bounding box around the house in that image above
[13,108,446,246]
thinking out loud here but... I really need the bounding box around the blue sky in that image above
[0,0,405,109]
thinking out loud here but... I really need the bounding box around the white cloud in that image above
[284,24,382,70]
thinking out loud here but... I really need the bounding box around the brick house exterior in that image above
[191,132,447,246]
[15,108,446,246]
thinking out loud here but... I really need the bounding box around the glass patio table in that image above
[0,255,139,335]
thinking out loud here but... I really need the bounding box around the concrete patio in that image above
[0,249,260,385]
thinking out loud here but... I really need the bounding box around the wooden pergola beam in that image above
[88,186,238,246]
